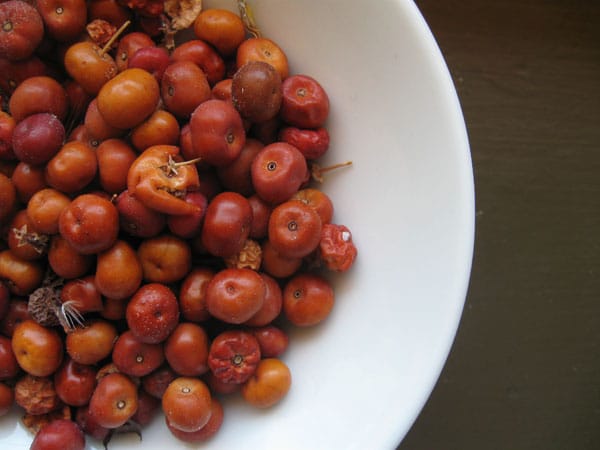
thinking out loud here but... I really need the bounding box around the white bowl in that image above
[0,0,474,448]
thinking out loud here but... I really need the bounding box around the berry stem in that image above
[160,155,203,177]
[311,161,353,182]
[100,20,131,56]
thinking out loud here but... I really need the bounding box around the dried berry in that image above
[164,0,203,30]
[319,223,358,272]
[86,19,117,49]
[208,330,261,384]
[224,239,262,270]
[22,404,71,434]
[15,374,61,415]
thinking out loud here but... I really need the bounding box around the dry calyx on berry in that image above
[27,271,84,331]
[12,223,48,255]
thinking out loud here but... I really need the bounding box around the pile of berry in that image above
[0,1,357,448]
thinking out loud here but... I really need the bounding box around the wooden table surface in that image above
[399,1,600,449]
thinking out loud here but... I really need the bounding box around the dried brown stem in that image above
[311,161,353,182]
[100,20,131,56]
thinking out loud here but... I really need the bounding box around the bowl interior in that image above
[0,0,474,448]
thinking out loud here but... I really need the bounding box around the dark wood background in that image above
[399,1,600,449]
